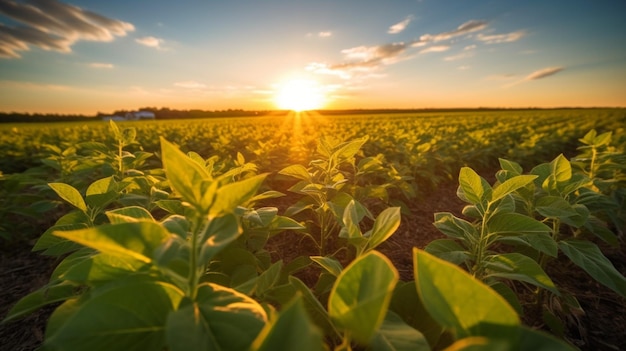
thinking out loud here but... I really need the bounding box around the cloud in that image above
[136,36,164,49]
[388,15,413,34]
[89,62,113,69]
[419,45,450,54]
[318,31,332,38]
[444,52,473,61]
[0,0,134,58]
[502,66,564,88]
[477,31,525,44]
[420,20,487,42]
[524,66,564,80]
[310,42,409,78]
[174,81,207,89]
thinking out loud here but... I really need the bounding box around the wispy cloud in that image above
[307,31,333,38]
[444,52,473,61]
[388,15,413,34]
[525,66,564,80]
[477,31,525,44]
[419,45,450,54]
[136,36,165,50]
[503,66,565,88]
[420,20,488,42]
[89,62,114,69]
[0,0,134,59]
[444,45,476,61]
[307,42,409,79]
[174,81,207,89]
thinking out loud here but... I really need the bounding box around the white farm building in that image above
[102,110,155,121]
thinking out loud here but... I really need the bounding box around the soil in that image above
[1,179,625,351]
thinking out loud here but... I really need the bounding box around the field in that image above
[1,108,625,350]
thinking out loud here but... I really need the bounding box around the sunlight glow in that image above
[274,79,326,112]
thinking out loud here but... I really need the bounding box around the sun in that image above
[274,78,326,112]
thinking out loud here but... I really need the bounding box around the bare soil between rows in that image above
[1,180,625,351]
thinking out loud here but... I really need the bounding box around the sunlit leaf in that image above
[329,251,398,345]
[413,249,519,339]
[53,222,170,263]
[251,295,324,351]
[166,283,266,351]
[45,281,184,351]
[49,183,87,212]
[559,240,626,297]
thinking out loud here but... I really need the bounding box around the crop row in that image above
[1,109,625,350]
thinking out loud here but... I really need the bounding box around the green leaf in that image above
[550,154,572,184]
[424,239,469,266]
[106,206,155,224]
[211,174,268,216]
[256,260,283,297]
[558,240,626,297]
[413,249,519,339]
[166,283,267,351]
[365,207,401,252]
[498,233,558,258]
[2,281,76,323]
[49,183,87,212]
[199,214,241,265]
[339,200,363,243]
[61,252,148,287]
[498,158,523,175]
[279,164,312,181]
[160,137,211,210]
[33,222,87,255]
[389,281,443,348]
[489,282,523,315]
[45,281,184,351]
[329,251,399,345]
[535,196,588,228]
[155,199,185,215]
[332,137,369,163]
[310,256,343,276]
[458,167,491,205]
[484,253,559,295]
[491,175,537,202]
[86,176,116,194]
[53,222,170,264]
[369,311,430,351]
[289,276,339,338]
[487,213,551,236]
[433,212,477,242]
[251,295,324,351]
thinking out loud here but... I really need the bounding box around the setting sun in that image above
[274,79,326,112]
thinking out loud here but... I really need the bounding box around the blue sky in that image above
[0,0,625,114]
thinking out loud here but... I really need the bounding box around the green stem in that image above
[474,203,492,280]
[188,215,207,300]
[118,141,124,177]
[588,146,597,182]
[536,218,560,312]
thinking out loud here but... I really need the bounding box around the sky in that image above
[0,0,625,114]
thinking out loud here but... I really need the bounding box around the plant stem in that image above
[589,146,597,180]
[118,141,124,177]
[474,203,492,280]
[188,215,206,300]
